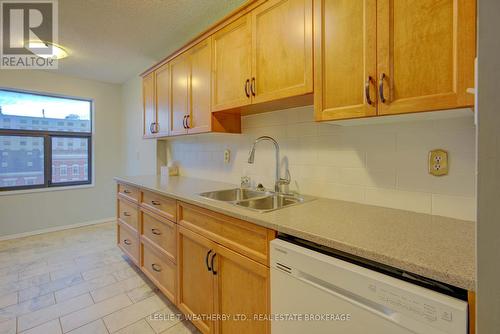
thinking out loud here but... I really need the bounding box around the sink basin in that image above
[198,188,314,213]
[198,188,271,202]
[235,194,304,212]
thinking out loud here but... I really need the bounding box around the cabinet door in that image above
[177,226,215,334]
[188,38,212,134]
[314,0,377,121]
[142,72,156,137]
[170,53,189,136]
[155,63,170,136]
[377,0,475,115]
[252,0,313,104]
[212,15,252,111]
[213,244,269,334]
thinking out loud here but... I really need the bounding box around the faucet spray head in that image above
[247,146,256,164]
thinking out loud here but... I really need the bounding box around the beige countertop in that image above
[115,175,476,291]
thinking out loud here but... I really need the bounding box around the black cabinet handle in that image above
[149,123,154,134]
[151,263,162,272]
[251,77,256,96]
[182,115,187,129]
[151,200,161,206]
[379,73,387,103]
[123,189,131,194]
[205,250,213,272]
[185,115,190,129]
[123,212,131,217]
[211,253,217,275]
[151,228,161,235]
[124,239,131,245]
[365,76,374,105]
[244,79,250,98]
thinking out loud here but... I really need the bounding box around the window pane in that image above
[0,90,91,132]
[51,137,89,183]
[0,136,44,187]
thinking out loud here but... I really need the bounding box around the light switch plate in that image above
[429,149,448,176]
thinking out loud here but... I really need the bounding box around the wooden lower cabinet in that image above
[177,225,270,334]
[117,221,139,265]
[177,226,216,334]
[213,242,269,334]
[141,239,177,304]
[117,183,272,334]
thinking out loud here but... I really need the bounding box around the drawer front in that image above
[117,222,139,264]
[141,210,177,262]
[141,190,176,221]
[118,183,139,203]
[118,199,139,231]
[178,202,275,265]
[141,241,176,303]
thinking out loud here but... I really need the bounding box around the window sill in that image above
[0,183,95,196]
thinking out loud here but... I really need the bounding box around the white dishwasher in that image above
[270,237,469,334]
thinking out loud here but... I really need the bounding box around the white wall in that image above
[166,106,476,221]
[477,0,500,332]
[0,70,122,238]
[121,76,156,176]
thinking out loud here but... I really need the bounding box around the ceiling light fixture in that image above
[28,41,69,59]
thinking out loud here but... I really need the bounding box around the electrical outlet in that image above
[224,149,231,164]
[429,149,448,176]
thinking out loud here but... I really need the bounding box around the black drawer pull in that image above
[151,200,161,206]
[151,228,162,235]
[151,263,162,272]
[123,189,131,194]
[123,239,131,245]
[123,212,131,217]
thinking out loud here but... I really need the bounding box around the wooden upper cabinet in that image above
[177,226,215,334]
[188,38,212,134]
[142,72,156,137]
[170,52,190,136]
[212,15,252,112]
[314,0,377,121]
[213,244,270,334]
[377,0,476,115]
[155,63,170,136]
[252,0,313,104]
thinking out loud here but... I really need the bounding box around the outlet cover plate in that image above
[429,149,448,176]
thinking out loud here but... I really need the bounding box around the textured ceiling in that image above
[54,0,246,83]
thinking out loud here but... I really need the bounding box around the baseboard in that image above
[0,217,116,241]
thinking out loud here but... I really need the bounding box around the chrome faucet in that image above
[247,136,291,193]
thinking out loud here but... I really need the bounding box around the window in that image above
[60,165,67,177]
[0,89,92,191]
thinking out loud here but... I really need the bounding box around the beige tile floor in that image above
[0,222,200,334]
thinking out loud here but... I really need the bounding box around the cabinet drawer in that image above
[118,183,139,203]
[141,190,176,221]
[141,241,176,304]
[141,209,177,263]
[178,202,275,265]
[117,222,139,265]
[117,198,139,231]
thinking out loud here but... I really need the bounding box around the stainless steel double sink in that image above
[198,188,314,213]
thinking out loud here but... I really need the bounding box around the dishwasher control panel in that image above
[374,285,456,325]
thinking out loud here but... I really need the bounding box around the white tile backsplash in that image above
[164,105,476,221]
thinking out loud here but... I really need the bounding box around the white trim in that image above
[0,217,115,241]
[0,183,95,196]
